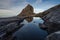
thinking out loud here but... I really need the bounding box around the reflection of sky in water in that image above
[21,17,44,25]
[31,17,44,24]
[13,17,47,40]
[13,23,48,40]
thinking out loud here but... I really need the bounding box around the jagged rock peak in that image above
[18,4,34,22]
[26,4,33,9]
[18,4,34,17]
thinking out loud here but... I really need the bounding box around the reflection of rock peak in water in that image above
[18,4,35,22]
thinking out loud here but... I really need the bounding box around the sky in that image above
[0,0,60,17]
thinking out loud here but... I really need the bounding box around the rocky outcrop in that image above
[35,4,60,18]
[46,31,60,40]
[42,4,60,21]
[18,4,35,22]
[0,16,24,26]
[40,4,60,34]
[18,4,34,17]
[35,13,42,17]
[0,17,24,40]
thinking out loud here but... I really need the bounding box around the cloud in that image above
[0,0,60,17]
[0,0,29,17]
[0,0,42,9]
[0,4,28,17]
[0,0,10,9]
[0,9,17,17]
[26,0,42,5]
[0,0,27,9]
[0,0,43,17]
[35,0,42,4]
[34,8,44,13]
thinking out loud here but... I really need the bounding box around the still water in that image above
[21,17,44,25]
[13,17,48,40]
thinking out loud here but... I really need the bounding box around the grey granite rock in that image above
[46,31,60,40]
[41,4,60,34]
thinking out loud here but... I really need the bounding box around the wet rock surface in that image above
[46,31,60,40]
[41,4,60,34]
[0,16,25,40]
